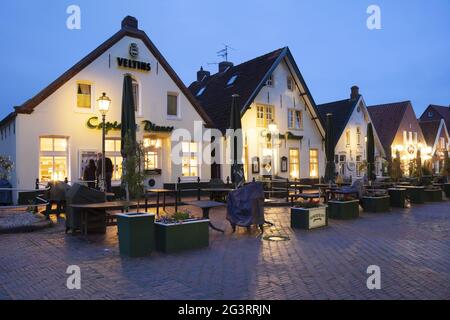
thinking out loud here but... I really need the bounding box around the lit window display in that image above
[39,137,68,182]
[289,149,300,178]
[309,149,319,178]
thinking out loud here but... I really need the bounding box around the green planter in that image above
[403,186,426,204]
[388,188,407,208]
[443,183,450,198]
[328,200,359,220]
[117,213,155,257]
[155,220,209,253]
[361,196,390,213]
[290,206,328,230]
[424,189,443,202]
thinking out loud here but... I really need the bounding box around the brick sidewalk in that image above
[0,202,449,300]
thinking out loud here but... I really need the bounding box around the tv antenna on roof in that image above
[217,44,235,62]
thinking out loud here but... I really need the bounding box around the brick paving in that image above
[0,201,449,300]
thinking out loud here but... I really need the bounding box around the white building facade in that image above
[318,87,385,180]
[0,17,213,203]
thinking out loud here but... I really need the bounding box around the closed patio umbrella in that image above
[229,94,245,188]
[366,122,375,182]
[324,113,336,183]
[121,74,137,157]
[120,74,137,201]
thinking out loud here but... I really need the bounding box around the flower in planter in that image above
[157,210,202,224]
[293,200,321,209]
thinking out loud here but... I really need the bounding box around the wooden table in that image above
[145,189,177,215]
[70,201,137,236]
[185,200,226,233]
[201,188,234,202]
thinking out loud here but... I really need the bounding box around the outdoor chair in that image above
[226,182,273,233]
[43,181,70,219]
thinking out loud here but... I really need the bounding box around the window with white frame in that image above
[309,149,319,178]
[288,109,302,130]
[182,142,199,177]
[356,155,362,177]
[346,129,351,146]
[289,149,300,179]
[167,93,179,118]
[287,76,294,91]
[266,74,274,87]
[76,82,92,109]
[440,137,445,149]
[356,126,361,145]
[39,137,69,182]
[256,104,274,127]
[105,138,123,181]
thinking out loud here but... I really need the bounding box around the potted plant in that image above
[154,210,209,253]
[117,133,154,257]
[361,192,390,213]
[0,156,13,206]
[291,201,328,230]
[328,196,360,220]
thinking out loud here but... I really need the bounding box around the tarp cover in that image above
[65,183,105,232]
[226,182,265,227]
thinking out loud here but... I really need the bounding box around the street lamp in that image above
[97,92,111,192]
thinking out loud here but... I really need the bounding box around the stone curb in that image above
[0,220,54,235]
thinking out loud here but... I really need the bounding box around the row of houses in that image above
[0,16,449,203]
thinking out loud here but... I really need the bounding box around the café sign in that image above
[86,117,173,133]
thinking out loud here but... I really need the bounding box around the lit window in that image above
[309,149,319,178]
[167,93,178,117]
[440,137,445,149]
[145,151,158,170]
[39,137,69,182]
[227,75,238,86]
[356,126,361,145]
[105,138,122,181]
[132,78,139,113]
[182,142,198,177]
[289,149,300,178]
[256,105,274,127]
[287,76,293,91]
[197,87,206,97]
[356,155,362,177]
[266,74,274,87]
[346,129,351,146]
[77,83,92,109]
[288,109,302,129]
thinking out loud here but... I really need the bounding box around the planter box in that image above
[361,196,390,213]
[444,183,450,198]
[290,206,328,230]
[155,219,209,253]
[424,189,443,202]
[388,188,407,208]
[403,186,426,204]
[117,213,155,258]
[328,200,359,220]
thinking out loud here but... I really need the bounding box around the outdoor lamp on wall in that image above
[97,92,111,193]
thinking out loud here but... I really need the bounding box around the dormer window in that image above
[227,75,238,86]
[266,75,274,87]
[428,111,434,118]
[197,87,206,97]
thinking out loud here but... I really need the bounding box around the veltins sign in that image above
[116,43,151,72]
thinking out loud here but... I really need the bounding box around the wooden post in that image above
[286,178,289,203]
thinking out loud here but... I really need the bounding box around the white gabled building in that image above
[0,16,214,203]
[189,47,326,182]
[317,86,386,180]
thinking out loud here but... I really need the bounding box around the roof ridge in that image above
[367,100,411,108]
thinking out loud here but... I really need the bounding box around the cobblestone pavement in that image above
[0,201,449,300]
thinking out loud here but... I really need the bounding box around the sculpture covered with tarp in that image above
[226,182,269,232]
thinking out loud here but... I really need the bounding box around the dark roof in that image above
[424,104,450,127]
[188,47,324,135]
[0,112,16,129]
[316,97,360,148]
[367,101,410,152]
[419,120,441,147]
[2,16,213,127]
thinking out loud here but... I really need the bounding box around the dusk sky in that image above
[0,0,449,120]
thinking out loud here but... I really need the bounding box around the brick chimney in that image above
[219,61,234,73]
[350,86,360,100]
[197,67,210,82]
[122,16,138,29]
